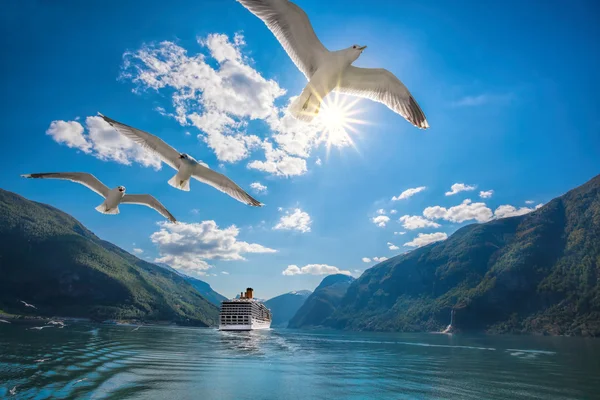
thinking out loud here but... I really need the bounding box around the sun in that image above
[316,93,367,152]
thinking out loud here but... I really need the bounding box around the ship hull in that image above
[218,320,271,331]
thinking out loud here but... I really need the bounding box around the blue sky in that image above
[1,0,599,299]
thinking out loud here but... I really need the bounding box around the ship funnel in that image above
[245,288,254,299]
[240,292,244,299]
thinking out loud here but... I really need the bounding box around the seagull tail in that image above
[95,203,120,215]
[289,89,320,122]
[168,174,190,192]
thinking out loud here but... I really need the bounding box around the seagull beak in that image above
[358,46,367,51]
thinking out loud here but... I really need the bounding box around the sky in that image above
[1,0,599,299]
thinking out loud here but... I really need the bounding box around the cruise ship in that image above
[219,288,272,331]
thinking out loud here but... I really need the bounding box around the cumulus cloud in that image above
[273,208,312,233]
[315,158,322,166]
[376,209,386,215]
[250,182,267,194]
[390,209,398,214]
[423,199,493,223]
[399,215,441,230]
[394,231,407,235]
[46,116,162,170]
[404,232,448,248]
[133,248,144,254]
[371,215,390,228]
[361,257,371,263]
[282,264,351,276]
[120,33,347,177]
[150,221,276,275]
[445,183,476,196]
[479,190,494,199]
[494,203,543,219]
[373,256,388,262]
[392,186,426,201]
[525,200,534,204]
[387,242,400,251]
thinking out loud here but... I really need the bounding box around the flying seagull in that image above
[98,113,264,206]
[236,0,429,128]
[9,386,17,396]
[29,326,53,330]
[20,300,37,309]
[21,172,177,223]
[0,319,10,324]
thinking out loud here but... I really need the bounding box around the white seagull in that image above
[29,326,53,330]
[9,386,17,396]
[236,0,429,128]
[20,300,37,309]
[99,114,264,206]
[0,319,10,324]
[21,172,177,222]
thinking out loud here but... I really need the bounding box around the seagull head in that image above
[179,153,197,163]
[118,186,126,193]
[347,44,367,61]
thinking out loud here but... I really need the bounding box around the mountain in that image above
[0,189,219,326]
[184,276,228,306]
[288,275,354,328]
[153,263,227,307]
[327,174,600,336]
[264,290,312,327]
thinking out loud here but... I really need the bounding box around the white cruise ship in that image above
[219,288,272,331]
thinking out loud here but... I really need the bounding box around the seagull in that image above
[98,114,264,206]
[236,0,429,128]
[20,300,37,309]
[131,325,141,332]
[29,326,53,330]
[21,172,177,222]
[46,320,65,326]
[9,386,17,396]
[34,358,49,363]
[0,319,10,324]
[74,378,88,385]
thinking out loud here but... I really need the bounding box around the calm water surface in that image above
[1,322,599,399]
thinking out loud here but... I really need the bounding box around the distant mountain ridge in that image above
[264,290,312,327]
[154,263,227,307]
[0,189,219,326]
[325,174,600,336]
[288,274,354,329]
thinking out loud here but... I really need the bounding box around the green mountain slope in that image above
[0,189,219,326]
[184,276,228,306]
[264,290,311,327]
[327,174,600,336]
[288,275,354,328]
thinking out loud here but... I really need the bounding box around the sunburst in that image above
[314,92,369,155]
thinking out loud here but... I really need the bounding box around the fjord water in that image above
[1,324,599,399]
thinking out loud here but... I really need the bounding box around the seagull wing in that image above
[21,172,110,198]
[99,113,181,170]
[336,66,429,129]
[121,194,177,223]
[236,0,328,79]
[191,164,264,207]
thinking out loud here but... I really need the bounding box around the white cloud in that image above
[371,215,390,228]
[47,116,162,170]
[452,93,513,107]
[445,183,476,196]
[150,221,276,275]
[282,264,351,276]
[221,271,229,275]
[376,209,386,215]
[250,182,267,194]
[121,33,345,177]
[387,242,400,251]
[392,186,426,201]
[315,158,322,166]
[479,190,494,199]
[133,248,144,254]
[191,209,200,215]
[373,256,388,262]
[394,231,407,235]
[404,232,448,248]
[423,199,493,223]
[273,208,312,233]
[494,203,543,219]
[390,209,398,214]
[525,200,534,205]
[361,257,371,263]
[399,215,441,230]
[247,141,307,177]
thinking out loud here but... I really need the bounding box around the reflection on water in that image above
[1,322,600,399]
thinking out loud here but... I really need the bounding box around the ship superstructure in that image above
[219,288,272,331]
